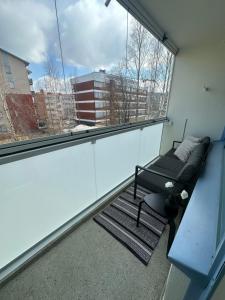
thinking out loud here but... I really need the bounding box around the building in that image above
[45,93,76,131]
[60,93,76,127]
[34,91,76,132]
[6,93,38,135]
[71,70,148,126]
[147,92,168,119]
[33,91,48,129]
[0,48,34,138]
[0,48,32,94]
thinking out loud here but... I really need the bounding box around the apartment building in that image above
[33,91,48,129]
[0,48,33,137]
[147,92,168,119]
[0,48,32,94]
[37,92,75,131]
[61,93,76,125]
[71,70,148,126]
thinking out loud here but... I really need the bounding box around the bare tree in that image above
[147,41,174,118]
[158,50,173,117]
[107,59,133,125]
[127,20,150,121]
[35,55,64,133]
[0,77,16,141]
[43,55,63,93]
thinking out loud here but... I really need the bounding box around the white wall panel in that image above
[94,129,140,198]
[0,123,163,270]
[138,123,163,165]
[0,142,96,269]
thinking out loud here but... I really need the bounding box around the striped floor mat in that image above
[93,185,168,265]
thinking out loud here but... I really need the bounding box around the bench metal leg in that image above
[134,166,138,199]
[167,219,176,255]
[136,200,144,227]
[134,180,137,199]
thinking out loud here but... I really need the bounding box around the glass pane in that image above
[0,0,174,145]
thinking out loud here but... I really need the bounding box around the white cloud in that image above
[0,0,54,63]
[0,0,128,69]
[33,75,72,93]
[57,0,128,69]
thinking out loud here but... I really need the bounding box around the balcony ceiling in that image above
[133,0,225,49]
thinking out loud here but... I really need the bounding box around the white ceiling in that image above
[136,0,225,49]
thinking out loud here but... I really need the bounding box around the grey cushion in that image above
[149,164,178,179]
[177,164,196,182]
[177,143,205,182]
[186,135,202,143]
[174,139,199,162]
[202,136,210,144]
[201,137,211,154]
[188,143,205,165]
[153,156,185,176]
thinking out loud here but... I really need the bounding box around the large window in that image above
[0,0,174,145]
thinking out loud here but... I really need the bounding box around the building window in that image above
[2,52,12,74]
[0,125,8,133]
[9,80,15,89]
[94,81,104,89]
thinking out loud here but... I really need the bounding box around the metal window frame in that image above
[0,118,168,165]
[116,0,178,55]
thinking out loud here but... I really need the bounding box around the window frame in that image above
[0,117,167,165]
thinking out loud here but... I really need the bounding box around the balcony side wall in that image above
[160,42,225,154]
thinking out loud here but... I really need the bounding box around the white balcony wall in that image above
[139,124,163,166]
[95,124,163,198]
[0,142,97,270]
[0,122,163,271]
[161,42,225,154]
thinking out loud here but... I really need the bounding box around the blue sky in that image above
[0,0,171,92]
[0,0,128,89]
[29,62,92,81]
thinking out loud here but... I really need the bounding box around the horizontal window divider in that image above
[0,117,167,165]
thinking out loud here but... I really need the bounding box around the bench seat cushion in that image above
[136,170,183,193]
[148,164,180,179]
[136,171,170,193]
[153,156,185,177]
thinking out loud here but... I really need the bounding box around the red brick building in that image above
[71,70,148,126]
[6,94,38,134]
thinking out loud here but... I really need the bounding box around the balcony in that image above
[0,119,172,299]
[0,0,225,299]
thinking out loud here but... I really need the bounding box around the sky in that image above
[0,0,129,90]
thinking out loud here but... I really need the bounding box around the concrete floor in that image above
[0,217,170,300]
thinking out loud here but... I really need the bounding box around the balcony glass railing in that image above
[0,120,164,278]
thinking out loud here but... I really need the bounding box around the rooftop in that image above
[0,47,29,66]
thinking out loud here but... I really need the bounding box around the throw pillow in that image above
[186,135,202,143]
[174,139,199,162]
